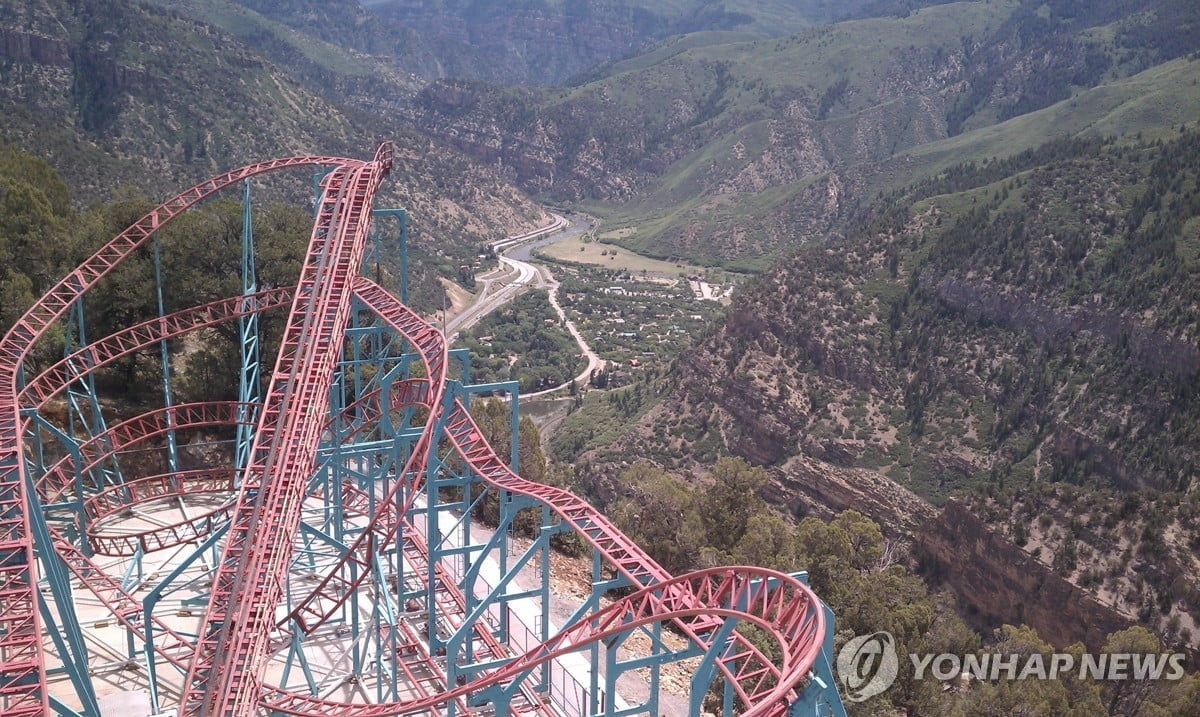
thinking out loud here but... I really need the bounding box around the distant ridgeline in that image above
[404,0,1200,271]
[633,127,1200,503]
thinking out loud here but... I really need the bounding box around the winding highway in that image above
[445,213,605,399]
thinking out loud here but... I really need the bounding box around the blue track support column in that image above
[26,415,86,548]
[425,382,461,663]
[16,368,48,485]
[455,380,520,644]
[399,209,408,304]
[347,306,365,406]
[65,300,120,487]
[312,167,333,217]
[371,208,408,303]
[141,525,226,713]
[689,615,741,714]
[788,572,848,717]
[152,235,179,474]
[538,503,552,694]
[603,625,625,715]
[22,468,98,715]
[447,348,471,387]
[236,179,260,481]
[509,388,520,472]
[499,384,519,646]
[588,550,604,714]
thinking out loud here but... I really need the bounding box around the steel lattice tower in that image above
[0,146,846,717]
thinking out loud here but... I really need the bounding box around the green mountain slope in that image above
[0,0,549,310]
[362,0,890,86]
[870,55,1200,194]
[407,0,1200,269]
[140,0,426,110]
[567,126,1200,653]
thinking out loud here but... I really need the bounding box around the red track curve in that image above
[0,148,826,717]
[0,154,364,716]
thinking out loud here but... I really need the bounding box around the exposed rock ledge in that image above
[915,498,1133,651]
[770,454,936,537]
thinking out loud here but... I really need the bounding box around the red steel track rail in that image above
[0,155,362,716]
[1,146,826,717]
[181,145,393,714]
[279,278,450,633]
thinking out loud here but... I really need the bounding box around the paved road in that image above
[445,214,605,399]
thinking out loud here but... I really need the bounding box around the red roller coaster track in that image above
[0,147,826,716]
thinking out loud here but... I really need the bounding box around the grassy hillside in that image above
[589,0,1200,265]
[363,0,891,86]
[867,54,1200,194]
[409,0,1200,271]
[142,0,426,106]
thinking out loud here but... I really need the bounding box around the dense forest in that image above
[0,143,312,399]
[463,290,582,393]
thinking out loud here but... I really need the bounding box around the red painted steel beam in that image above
[20,287,292,408]
[257,566,823,717]
[0,154,354,716]
[279,277,450,634]
[37,402,252,505]
[84,468,241,556]
[182,149,393,714]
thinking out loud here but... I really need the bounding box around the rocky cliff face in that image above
[0,29,69,66]
[962,484,1200,656]
[916,499,1135,651]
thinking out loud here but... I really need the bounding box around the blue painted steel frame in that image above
[236,179,261,482]
[18,172,846,714]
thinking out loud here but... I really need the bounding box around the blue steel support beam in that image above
[141,524,228,713]
[449,511,544,667]
[690,614,742,714]
[23,468,98,716]
[279,624,320,698]
[603,623,623,715]
[48,695,84,717]
[64,300,121,489]
[789,572,848,717]
[236,178,260,482]
[451,379,519,648]
[152,235,179,474]
[24,413,87,548]
[424,383,462,660]
[22,409,98,713]
[17,368,48,484]
[371,208,408,303]
[448,348,471,385]
[538,503,552,694]
[588,549,604,714]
